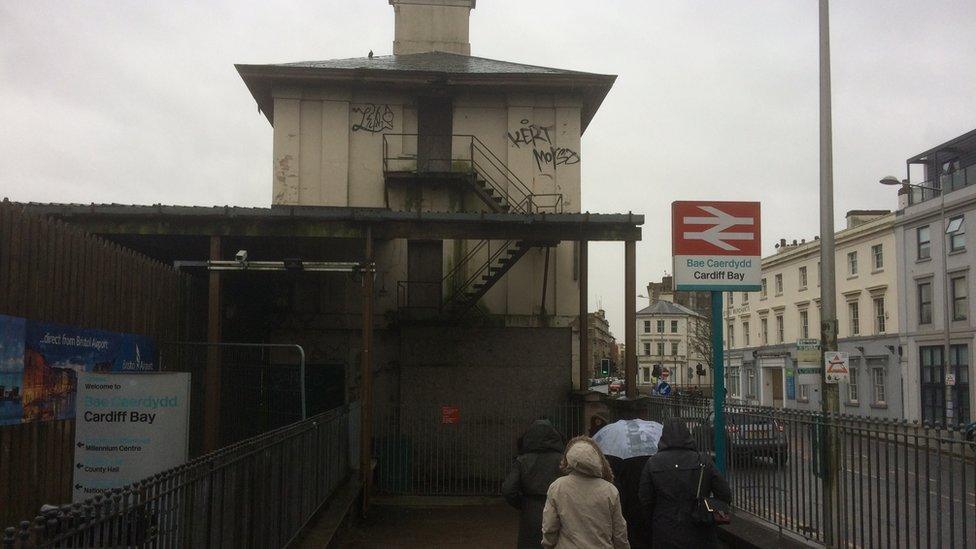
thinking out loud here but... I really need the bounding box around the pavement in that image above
[336,501,518,548]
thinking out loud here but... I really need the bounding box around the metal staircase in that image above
[382,134,564,214]
[444,240,531,315]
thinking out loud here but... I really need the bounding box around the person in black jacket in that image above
[638,419,731,548]
[502,419,566,548]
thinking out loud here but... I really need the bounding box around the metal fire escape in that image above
[384,134,561,317]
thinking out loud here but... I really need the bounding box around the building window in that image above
[760,318,768,344]
[670,320,678,333]
[643,368,650,383]
[775,274,783,295]
[643,320,650,333]
[917,226,931,260]
[776,314,784,343]
[948,216,965,252]
[643,342,650,356]
[872,244,884,270]
[799,266,807,289]
[848,365,859,402]
[742,292,749,303]
[656,320,665,333]
[800,310,809,339]
[671,342,679,355]
[872,367,886,404]
[729,292,734,305]
[728,367,741,397]
[847,251,858,276]
[747,369,757,397]
[656,342,665,356]
[743,321,750,346]
[918,281,933,325]
[952,275,968,321]
[849,301,860,336]
[761,278,767,298]
[798,384,810,402]
[728,323,735,348]
[874,297,886,334]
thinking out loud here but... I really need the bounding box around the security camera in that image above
[235,250,248,263]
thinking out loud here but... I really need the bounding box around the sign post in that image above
[673,201,761,474]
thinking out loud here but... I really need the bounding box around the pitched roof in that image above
[636,300,701,317]
[276,52,601,76]
[236,51,616,131]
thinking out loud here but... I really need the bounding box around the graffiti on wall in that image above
[506,119,580,173]
[351,104,395,133]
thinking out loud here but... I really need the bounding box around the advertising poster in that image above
[73,372,190,501]
[0,314,158,425]
[0,315,27,425]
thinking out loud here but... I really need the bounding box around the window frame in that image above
[872,367,886,405]
[760,317,768,345]
[848,365,859,403]
[874,296,886,334]
[656,341,665,356]
[643,342,651,356]
[800,309,809,339]
[761,278,768,298]
[775,273,783,295]
[643,320,651,333]
[948,216,965,252]
[849,300,860,336]
[656,319,665,333]
[670,320,679,333]
[918,280,933,325]
[776,314,784,343]
[743,321,750,346]
[871,243,884,270]
[951,275,968,321]
[917,226,931,260]
[799,266,808,289]
[847,251,858,276]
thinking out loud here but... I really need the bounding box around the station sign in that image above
[73,372,190,502]
[672,201,762,291]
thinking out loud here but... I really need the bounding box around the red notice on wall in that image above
[441,405,460,425]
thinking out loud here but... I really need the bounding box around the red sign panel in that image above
[672,201,761,256]
[441,405,460,425]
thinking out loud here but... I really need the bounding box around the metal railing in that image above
[637,397,976,547]
[374,401,583,496]
[908,164,976,205]
[381,134,564,214]
[2,406,350,548]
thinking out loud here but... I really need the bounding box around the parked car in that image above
[694,411,790,465]
[609,380,624,393]
[965,421,976,449]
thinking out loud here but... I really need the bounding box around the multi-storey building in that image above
[894,128,975,425]
[637,291,710,390]
[724,211,904,418]
[584,309,617,377]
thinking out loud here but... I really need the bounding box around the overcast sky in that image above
[2,0,975,335]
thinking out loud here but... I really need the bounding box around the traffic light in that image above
[601,358,610,376]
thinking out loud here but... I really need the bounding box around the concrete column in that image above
[625,240,637,399]
[204,236,222,452]
[578,241,588,390]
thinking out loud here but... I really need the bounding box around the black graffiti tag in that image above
[351,104,395,133]
[532,146,580,171]
[506,119,579,172]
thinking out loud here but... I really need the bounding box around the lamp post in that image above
[880,175,960,424]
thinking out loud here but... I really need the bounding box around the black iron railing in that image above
[908,164,976,205]
[381,134,564,214]
[637,397,976,546]
[2,406,350,548]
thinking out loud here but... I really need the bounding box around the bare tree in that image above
[687,310,713,382]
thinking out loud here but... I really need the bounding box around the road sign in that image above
[672,201,761,291]
[441,405,460,425]
[946,373,956,386]
[824,351,849,384]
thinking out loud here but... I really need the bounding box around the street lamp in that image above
[880,175,961,424]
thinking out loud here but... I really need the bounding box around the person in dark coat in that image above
[502,420,566,548]
[638,419,731,548]
[608,455,652,549]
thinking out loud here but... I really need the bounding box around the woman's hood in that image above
[564,440,607,477]
[658,419,697,451]
[521,420,564,453]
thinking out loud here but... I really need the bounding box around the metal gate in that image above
[373,400,583,496]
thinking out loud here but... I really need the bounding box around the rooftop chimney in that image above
[390,0,475,55]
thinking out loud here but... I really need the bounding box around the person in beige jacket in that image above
[541,436,630,549]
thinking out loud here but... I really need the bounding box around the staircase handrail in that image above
[444,239,516,308]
